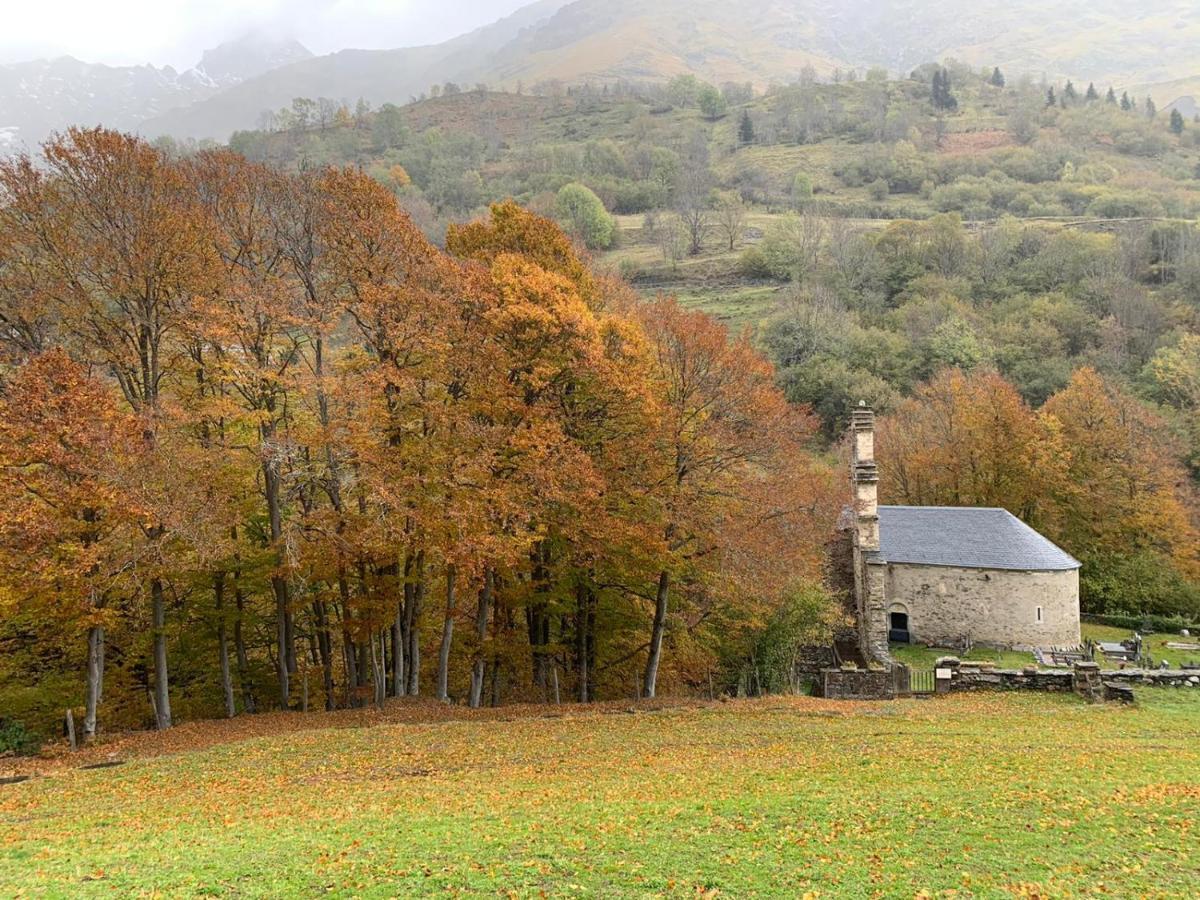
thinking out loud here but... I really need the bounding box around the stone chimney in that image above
[850,402,879,552]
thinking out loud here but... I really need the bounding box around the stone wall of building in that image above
[887,564,1079,650]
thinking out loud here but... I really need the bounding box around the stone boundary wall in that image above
[819,658,1199,701]
[933,657,1199,701]
[819,666,898,700]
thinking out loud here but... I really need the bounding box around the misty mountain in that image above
[0,35,313,151]
[6,0,1200,148]
[195,36,314,87]
[140,0,1200,143]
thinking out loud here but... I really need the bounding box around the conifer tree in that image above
[1063,80,1078,103]
[1120,91,1133,111]
[1170,108,1185,135]
[1085,82,1099,102]
[1046,86,1057,107]
[738,109,756,145]
[1106,86,1117,104]
[1145,97,1157,118]
[931,68,957,111]
[989,67,1005,88]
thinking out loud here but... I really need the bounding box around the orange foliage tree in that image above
[0,139,842,738]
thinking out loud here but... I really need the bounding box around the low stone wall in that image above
[933,661,1074,694]
[819,666,899,700]
[933,657,1199,701]
[1100,668,1200,688]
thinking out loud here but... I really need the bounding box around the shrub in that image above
[792,172,814,207]
[1081,613,1200,634]
[727,581,843,696]
[737,245,775,279]
[0,718,40,756]
[867,178,890,201]
[555,183,616,249]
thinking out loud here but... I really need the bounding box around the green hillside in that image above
[213,69,1200,621]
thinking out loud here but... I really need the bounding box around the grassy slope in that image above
[2,693,1197,897]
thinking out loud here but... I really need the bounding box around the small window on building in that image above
[1036,606,1043,623]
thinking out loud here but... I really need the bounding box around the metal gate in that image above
[910,668,936,694]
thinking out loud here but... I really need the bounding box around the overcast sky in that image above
[1,0,532,68]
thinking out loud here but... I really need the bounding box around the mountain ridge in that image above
[4,0,1200,149]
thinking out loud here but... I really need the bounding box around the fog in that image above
[0,0,537,68]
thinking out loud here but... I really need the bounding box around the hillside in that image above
[2,693,1197,895]
[142,0,1200,142]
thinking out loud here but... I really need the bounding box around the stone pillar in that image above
[1072,661,1102,703]
[935,656,960,694]
[850,404,879,553]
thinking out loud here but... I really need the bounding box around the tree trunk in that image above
[643,570,670,699]
[272,577,290,709]
[312,596,335,711]
[233,575,255,714]
[370,631,386,709]
[436,564,456,702]
[576,584,590,703]
[151,577,172,729]
[392,592,406,698]
[84,624,104,739]
[469,568,492,709]
[215,574,236,719]
[406,551,425,696]
[336,569,358,708]
[262,451,291,709]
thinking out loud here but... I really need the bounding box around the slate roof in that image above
[872,506,1080,572]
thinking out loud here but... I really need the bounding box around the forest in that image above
[0,129,841,741]
[2,61,1200,745]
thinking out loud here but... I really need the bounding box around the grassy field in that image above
[2,692,1198,897]
[889,643,1037,671]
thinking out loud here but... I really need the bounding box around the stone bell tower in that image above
[849,403,890,664]
[850,403,879,553]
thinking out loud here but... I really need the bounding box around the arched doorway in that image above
[888,605,911,643]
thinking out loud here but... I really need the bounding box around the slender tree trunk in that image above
[272,578,290,708]
[233,574,255,714]
[263,450,291,708]
[406,550,425,696]
[84,624,104,739]
[469,568,492,709]
[371,631,386,709]
[336,569,358,708]
[285,607,297,677]
[575,583,597,703]
[215,574,236,718]
[341,628,358,708]
[643,570,670,699]
[437,564,456,702]
[312,597,335,711]
[393,573,406,698]
[151,578,172,729]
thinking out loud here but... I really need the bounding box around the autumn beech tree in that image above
[185,150,307,709]
[875,368,1068,527]
[0,137,848,734]
[1042,368,1200,609]
[636,297,838,698]
[0,350,142,739]
[0,129,218,730]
